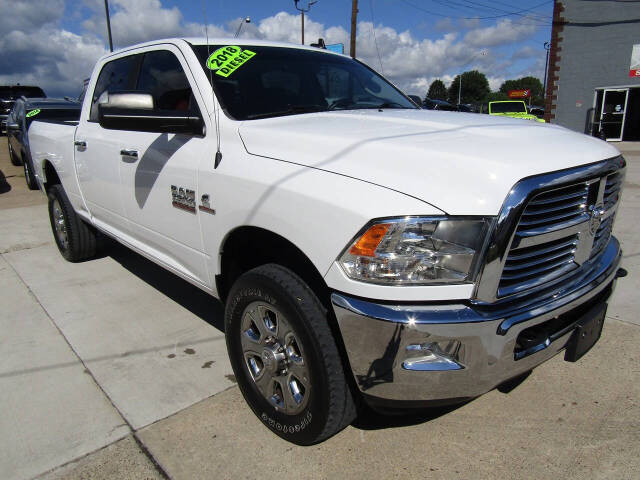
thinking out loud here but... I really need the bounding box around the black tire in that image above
[225,264,356,445]
[8,140,21,166]
[47,184,98,262]
[23,153,38,190]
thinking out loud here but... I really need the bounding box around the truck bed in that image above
[28,120,83,208]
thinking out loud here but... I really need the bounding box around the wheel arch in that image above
[42,160,61,190]
[218,225,361,409]
[216,225,331,308]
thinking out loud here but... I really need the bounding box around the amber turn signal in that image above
[349,223,391,257]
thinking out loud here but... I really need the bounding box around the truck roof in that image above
[102,37,346,61]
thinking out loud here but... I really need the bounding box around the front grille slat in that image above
[497,170,623,299]
[528,189,590,206]
[500,255,576,281]
[503,246,577,273]
[522,198,587,216]
[518,208,587,227]
[506,236,578,261]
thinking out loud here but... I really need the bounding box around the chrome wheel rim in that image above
[241,301,310,415]
[52,199,68,250]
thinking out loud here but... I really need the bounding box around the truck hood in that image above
[238,109,620,215]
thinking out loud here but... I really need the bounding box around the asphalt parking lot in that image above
[1,139,639,480]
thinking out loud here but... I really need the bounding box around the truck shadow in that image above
[104,239,225,333]
[353,401,470,431]
[0,169,11,194]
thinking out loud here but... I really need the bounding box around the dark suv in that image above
[6,97,80,189]
[1,85,46,134]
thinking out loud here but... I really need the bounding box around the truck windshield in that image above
[491,101,527,114]
[191,44,416,120]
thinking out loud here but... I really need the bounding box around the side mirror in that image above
[98,91,204,135]
[7,122,20,132]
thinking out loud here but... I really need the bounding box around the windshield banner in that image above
[207,46,256,78]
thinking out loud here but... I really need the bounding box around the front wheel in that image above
[225,264,356,445]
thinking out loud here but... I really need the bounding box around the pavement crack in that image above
[0,241,51,254]
[2,256,173,480]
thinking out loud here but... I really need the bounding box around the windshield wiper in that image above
[245,104,327,120]
[374,102,408,109]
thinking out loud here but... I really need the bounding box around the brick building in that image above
[546,0,640,141]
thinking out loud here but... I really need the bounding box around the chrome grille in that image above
[516,183,589,236]
[590,212,615,259]
[497,170,622,299]
[603,172,623,210]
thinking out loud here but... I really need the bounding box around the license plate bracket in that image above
[564,303,607,362]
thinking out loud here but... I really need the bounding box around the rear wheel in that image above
[47,184,98,262]
[23,154,38,190]
[225,264,356,445]
[8,141,21,166]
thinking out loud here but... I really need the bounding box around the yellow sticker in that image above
[26,109,41,118]
[206,45,256,78]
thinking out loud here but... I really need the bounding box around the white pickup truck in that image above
[29,38,626,445]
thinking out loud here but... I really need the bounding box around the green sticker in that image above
[206,45,256,78]
[26,109,41,118]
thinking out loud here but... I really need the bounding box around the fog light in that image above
[403,341,463,371]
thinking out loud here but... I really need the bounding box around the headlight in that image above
[338,217,492,285]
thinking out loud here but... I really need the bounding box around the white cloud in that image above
[82,0,185,46]
[463,18,537,48]
[0,0,65,36]
[0,28,106,97]
[0,1,543,98]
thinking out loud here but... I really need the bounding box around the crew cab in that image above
[28,38,626,445]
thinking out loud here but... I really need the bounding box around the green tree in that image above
[447,70,490,104]
[483,91,509,102]
[499,76,544,105]
[426,79,447,101]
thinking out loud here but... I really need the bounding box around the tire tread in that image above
[48,184,97,262]
[239,264,356,443]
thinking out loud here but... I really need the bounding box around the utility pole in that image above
[235,17,251,38]
[543,42,550,104]
[350,0,358,58]
[104,0,113,52]
[294,1,317,45]
[457,50,486,105]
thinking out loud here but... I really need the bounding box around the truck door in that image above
[114,46,210,286]
[75,53,140,234]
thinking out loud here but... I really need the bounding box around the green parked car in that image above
[488,100,545,122]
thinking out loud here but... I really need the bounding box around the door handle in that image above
[120,149,138,160]
[74,140,87,151]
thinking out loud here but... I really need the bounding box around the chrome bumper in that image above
[331,238,622,405]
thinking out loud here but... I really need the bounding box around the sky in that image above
[0,0,554,98]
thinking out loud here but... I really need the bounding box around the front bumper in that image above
[331,238,622,406]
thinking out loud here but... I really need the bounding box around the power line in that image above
[398,0,552,25]
[369,0,385,75]
[454,0,552,22]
